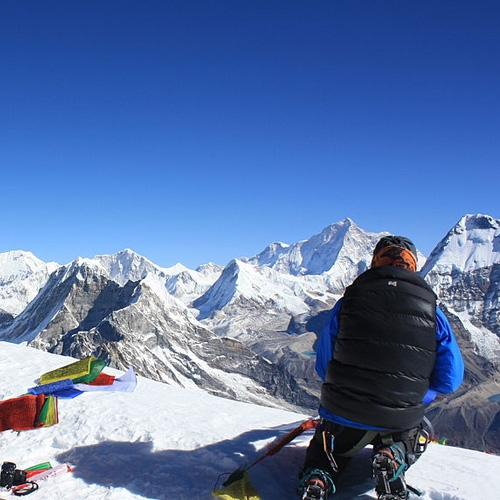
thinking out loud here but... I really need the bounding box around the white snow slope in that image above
[0,342,499,500]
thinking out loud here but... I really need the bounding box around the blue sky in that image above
[1,0,498,269]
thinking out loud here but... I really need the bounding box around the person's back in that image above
[300,235,464,500]
[322,265,437,430]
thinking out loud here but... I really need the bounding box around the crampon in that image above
[372,446,408,499]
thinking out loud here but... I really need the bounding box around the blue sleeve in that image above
[315,298,343,381]
[429,307,465,394]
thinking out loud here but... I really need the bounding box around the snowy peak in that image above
[246,241,291,268]
[192,257,336,341]
[308,218,385,278]
[62,257,110,282]
[166,263,223,303]
[0,250,60,316]
[193,219,435,334]
[196,262,224,274]
[421,214,500,276]
[0,250,56,278]
[194,257,306,318]
[92,250,221,302]
[246,218,387,282]
[419,214,500,362]
[1,259,135,344]
[193,259,253,317]
[93,248,171,285]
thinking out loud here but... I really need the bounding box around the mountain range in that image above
[0,214,499,453]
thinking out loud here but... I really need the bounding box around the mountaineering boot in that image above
[300,469,335,500]
[372,447,408,499]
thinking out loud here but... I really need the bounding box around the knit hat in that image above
[371,235,418,272]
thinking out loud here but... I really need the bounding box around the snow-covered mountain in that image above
[92,248,174,285]
[1,258,316,412]
[422,214,500,275]
[245,218,426,283]
[0,250,59,321]
[166,262,224,304]
[422,213,500,352]
[93,249,222,301]
[421,214,500,352]
[421,213,500,365]
[1,341,499,500]
[419,214,500,451]
[1,214,499,454]
[194,258,334,331]
[245,218,385,286]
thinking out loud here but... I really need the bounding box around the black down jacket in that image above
[321,266,437,430]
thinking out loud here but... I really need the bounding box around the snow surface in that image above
[0,342,499,500]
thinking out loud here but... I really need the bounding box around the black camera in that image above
[0,462,27,489]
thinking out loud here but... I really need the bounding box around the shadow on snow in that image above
[56,425,377,500]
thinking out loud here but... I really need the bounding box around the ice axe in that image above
[221,417,318,487]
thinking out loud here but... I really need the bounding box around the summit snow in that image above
[1,341,499,500]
